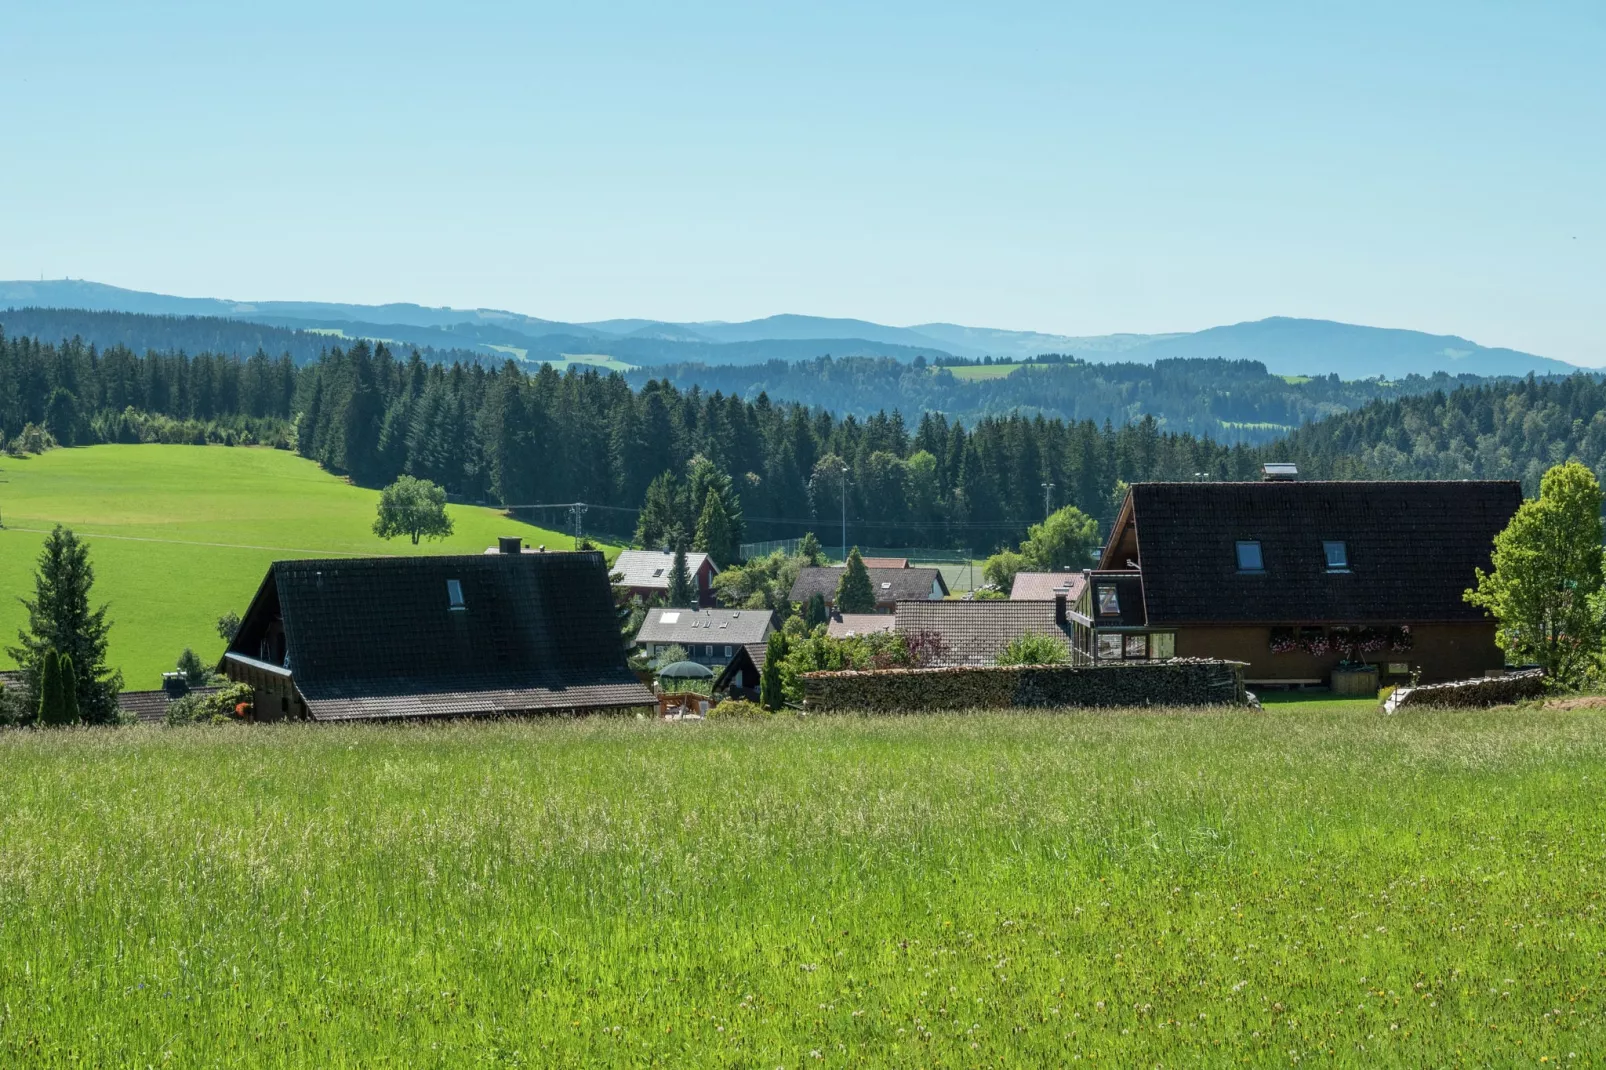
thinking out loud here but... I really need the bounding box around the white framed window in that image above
[1323,540,1349,571]
[1236,540,1263,572]
[705,645,714,657]
[724,645,732,657]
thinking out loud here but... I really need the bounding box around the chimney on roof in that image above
[1054,592,1068,626]
[1262,462,1298,481]
[498,536,523,555]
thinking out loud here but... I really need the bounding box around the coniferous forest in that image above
[5,325,1606,552]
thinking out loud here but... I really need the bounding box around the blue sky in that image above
[3,2,1602,362]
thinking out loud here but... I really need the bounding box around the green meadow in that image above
[0,445,610,687]
[0,706,1601,1065]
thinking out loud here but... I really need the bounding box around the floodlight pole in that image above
[569,502,588,549]
[840,465,849,563]
[1041,481,1055,520]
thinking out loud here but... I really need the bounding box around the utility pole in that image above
[1041,481,1055,520]
[568,502,588,549]
[840,465,850,564]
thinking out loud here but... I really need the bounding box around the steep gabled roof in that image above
[894,600,1073,666]
[1103,480,1522,625]
[789,566,949,604]
[610,550,716,588]
[227,552,650,719]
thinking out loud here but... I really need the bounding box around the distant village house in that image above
[611,549,720,607]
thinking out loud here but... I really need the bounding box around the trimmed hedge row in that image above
[801,659,1248,713]
[1384,668,1546,711]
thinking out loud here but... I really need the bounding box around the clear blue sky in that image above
[3,2,1602,362]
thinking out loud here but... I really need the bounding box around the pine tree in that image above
[58,654,81,725]
[797,531,824,566]
[694,488,736,568]
[8,526,121,724]
[666,543,696,608]
[835,548,877,614]
[804,592,828,628]
[760,631,788,711]
[36,649,62,726]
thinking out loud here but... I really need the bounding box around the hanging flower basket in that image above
[1269,627,1297,654]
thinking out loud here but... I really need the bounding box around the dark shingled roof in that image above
[227,552,650,720]
[712,642,769,694]
[1105,480,1523,626]
[894,601,1073,666]
[789,566,948,604]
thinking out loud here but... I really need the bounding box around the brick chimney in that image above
[498,536,523,555]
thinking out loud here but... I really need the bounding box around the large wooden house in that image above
[1068,476,1522,685]
[221,547,651,721]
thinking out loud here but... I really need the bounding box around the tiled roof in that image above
[636,607,775,646]
[790,566,948,604]
[117,687,221,724]
[860,557,909,569]
[228,552,650,720]
[1009,571,1088,602]
[711,642,769,693]
[610,550,715,588]
[894,601,1072,666]
[827,613,897,638]
[1107,480,1522,625]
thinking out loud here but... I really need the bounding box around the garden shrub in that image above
[707,699,770,720]
[166,682,254,726]
[996,631,1071,666]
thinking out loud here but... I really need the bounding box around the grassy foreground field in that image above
[1,706,1602,1065]
[0,445,609,687]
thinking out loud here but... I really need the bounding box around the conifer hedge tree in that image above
[8,526,121,723]
[666,544,696,608]
[835,548,877,614]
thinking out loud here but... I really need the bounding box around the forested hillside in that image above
[627,355,1500,444]
[0,307,490,367]
[7,325,1606,552]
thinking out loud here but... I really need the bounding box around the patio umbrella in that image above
[657,660,715,680]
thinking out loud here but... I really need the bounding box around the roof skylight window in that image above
[1323,540,1349,571]
[1097,585,1120,616]
[1236,540,1264,572]
[660,611,681,624]
[446,579,466,610]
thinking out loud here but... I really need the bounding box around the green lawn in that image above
[540,353,638,374]
[0,445,612,687]
[0,706,1601,1065]
[943,363,1024,380]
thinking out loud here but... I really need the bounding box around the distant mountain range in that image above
[0,279,1577,379]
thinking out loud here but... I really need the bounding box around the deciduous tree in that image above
[372,475,454,546]
[1465,461,1606,686]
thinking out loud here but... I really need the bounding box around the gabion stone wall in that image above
[801,658,1249,713]
[1384,668,1546,712]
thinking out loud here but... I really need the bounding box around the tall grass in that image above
[0,707,1602,1065]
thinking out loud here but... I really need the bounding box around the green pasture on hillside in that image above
[943,363,1026,381]
[0,706,1602,1065]
[0,445,612,687]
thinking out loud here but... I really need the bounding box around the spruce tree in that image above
[694,489,736,568]
[835,548,877,614]
[36,649,62,726]
[58,655,81,725]
[8,526,122,724]
[666,543,696,608]
[804,592,828,628]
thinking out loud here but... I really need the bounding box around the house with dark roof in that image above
[220,546,652,721]
[635,607,775,667]
[712,642,769,700]
[789,566,948,613]
[1009,571,1088,603]
[894,599,1079,666]
[1074,477,1522,684]
[610,550,719,607]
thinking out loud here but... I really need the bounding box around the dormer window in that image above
[1236,540,1264,572]
[1323,541,1349,572]
[1097,585,1120,616]
[446,579,466,610]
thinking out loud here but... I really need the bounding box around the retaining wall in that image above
[802,658,1248,713]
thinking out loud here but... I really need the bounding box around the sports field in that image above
[0,445,607,687]
[0,705,1600,1065]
